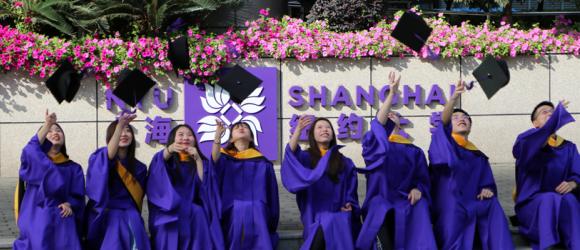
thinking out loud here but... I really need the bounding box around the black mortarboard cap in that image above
[113,68,156,107]
[216,65,262,104]
[391,11,433,53]
[168,36,190,72]
[45,60,82,103]
[472,55,510,99]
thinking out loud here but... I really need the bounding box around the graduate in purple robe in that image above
[356,72,436,250]
[147,124,224,250]
[282,116,361,250]
[211,120,279,250]
[85,113,150,250]
[513,100,580,249]
[13,110,85,250]
[428,80,514,250]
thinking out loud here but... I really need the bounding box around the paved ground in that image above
[0,164,528,249]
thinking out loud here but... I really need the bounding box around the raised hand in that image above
[45,109,57,126]
[388,71,401,94]
[295,115,313,133]
[118,112,137,128]
[214,119,227,143]
[560,99,570,109]
[452,80,466,100]
[477,188,494,200]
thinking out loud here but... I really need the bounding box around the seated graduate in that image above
[282,115,361,250]
[356,72,436,250]
[13,110,85,250]
[147,124,224,250]
[211,120,279,250]
[85,113,150,250]
[513,100,580,249]
[429,80,514,250]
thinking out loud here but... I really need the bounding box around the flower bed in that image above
[1,10,579,85]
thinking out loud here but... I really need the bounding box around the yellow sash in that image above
[116,161,144,212]
[388,134,412,144]
[220,148,264,159]
[452,133,479,151]
[14,152,69,223]
[547,135,565,147]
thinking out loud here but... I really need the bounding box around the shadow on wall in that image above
[0,71,97,114]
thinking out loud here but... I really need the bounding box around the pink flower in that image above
[259,9,269,16]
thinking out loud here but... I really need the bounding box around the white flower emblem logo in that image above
[197,83,265,145]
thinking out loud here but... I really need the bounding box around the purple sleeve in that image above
[146,150,181,225]
[360,119,395,171]
[414,149,431,204]
[265,161,280,240]
[344,159,362,236]
[199,159,225,248]
[69,164,86,228]
[479,162,497,194]
[281,144,342,193]
[428,122,459,168]
[86,147,112,214]
[567,145,580,184]
[513,104,575,170]
[19,135,53,184]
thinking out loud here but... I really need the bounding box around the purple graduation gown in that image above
[212,151,280,250]
[85,147,150,250]
[356,119,436,250]
[147,150,224,250]
[13,135,85,250]
[513,103,580,249]
[281,144,361,250]
[428,122,514,250]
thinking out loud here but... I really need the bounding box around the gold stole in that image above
[220,148,264,159]
[116,161,144,212]
[178,152,191,162]
[14,153,69,223]
[388,134,413,144]
[451,133,479,151]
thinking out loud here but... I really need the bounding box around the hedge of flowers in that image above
[1,9,580,85]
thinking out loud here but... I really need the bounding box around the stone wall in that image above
[0,55,578,177]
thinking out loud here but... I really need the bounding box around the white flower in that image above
[197,83,266,145]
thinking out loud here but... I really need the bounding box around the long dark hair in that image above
[307,118,344,183]
[106,120,136,174]
[224,122,257,152]
[40,123,69,158]
[165,124,207,182]
[166,124,207,162]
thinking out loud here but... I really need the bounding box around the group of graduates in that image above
[13,72,580,250]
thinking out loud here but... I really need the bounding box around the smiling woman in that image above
[13,110,85,250]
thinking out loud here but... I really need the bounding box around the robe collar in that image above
[388,134,412,144]
[547,135,565,148]
[49,152,69,164]
[178,152,190,162]
[451,133,479,151]
[220,148,264,159]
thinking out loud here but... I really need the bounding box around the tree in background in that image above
[306,0,383,32]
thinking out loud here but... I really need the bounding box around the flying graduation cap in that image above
[470,55,510,99]
[168,36,191,74]
[391,11,433,53]
[216,65,263,104]
[112,68,156,107]
[45,60,82,104]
